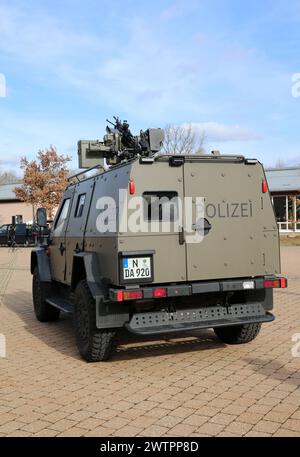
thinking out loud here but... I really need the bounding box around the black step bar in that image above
[46,297,73,314]
[125,304,274,336]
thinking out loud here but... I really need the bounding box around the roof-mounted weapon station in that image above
[78,116,165,169]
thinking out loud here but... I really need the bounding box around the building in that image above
[266,167,300,233]
[0,183,33,226]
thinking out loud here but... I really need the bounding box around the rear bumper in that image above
[109,275,287,302]
[96,275,286,331]
[125,303,274,336]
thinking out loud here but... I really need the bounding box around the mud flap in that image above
[96,298,130,329]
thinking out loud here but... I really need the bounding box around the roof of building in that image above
[0,183,20,201]
[265,167,300,193]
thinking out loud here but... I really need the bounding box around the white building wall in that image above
[0,201,34,225]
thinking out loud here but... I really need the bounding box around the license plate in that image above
[122,257,152,280]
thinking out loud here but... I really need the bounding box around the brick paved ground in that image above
[0,246,299,437]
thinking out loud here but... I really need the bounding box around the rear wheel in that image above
[74,280,116,362]
[214,322,262,344]
[32,267,60,322]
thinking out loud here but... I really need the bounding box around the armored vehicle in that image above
[31,117,287,362]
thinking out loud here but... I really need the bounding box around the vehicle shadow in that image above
[114,329,224,361]
[243,357,300,387]
[3,289,226,363]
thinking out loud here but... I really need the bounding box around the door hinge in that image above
[179,226,185,245]
[169,156,185,167]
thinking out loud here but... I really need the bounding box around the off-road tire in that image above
[214,322,262,344]
[74,280,116,362]
[32,267,60,322]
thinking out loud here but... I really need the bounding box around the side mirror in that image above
[36,208,47,227]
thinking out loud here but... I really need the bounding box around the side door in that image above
[49,187,75,283]
[64,179,95,284]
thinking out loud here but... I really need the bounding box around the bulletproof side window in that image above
[54,198,71,231]
[143,191,178,221]
[74,193,86,218]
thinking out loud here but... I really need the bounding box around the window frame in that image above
[142,191,179,222]
[74,193,86,218]
[54,198,71,230]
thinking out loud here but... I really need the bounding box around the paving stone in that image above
[0,247,299,438]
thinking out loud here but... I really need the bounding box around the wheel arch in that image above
[71,252,105,296]
[72,252,130,330]
[30,248,52,282]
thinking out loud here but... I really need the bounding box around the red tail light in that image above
[262,179,267,193]
[117,290,143,301]
[153,288,167,298]
[129,180,135,195]
[264,278,287,289]
[117,290,123,302]
[280,277,287,288]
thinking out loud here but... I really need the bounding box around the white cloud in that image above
[0,4,105,65]
[0,107,96,170]
[0,2,296,168]
[182,122,262,142]
[0,3,288,126]
[161,0,199,20]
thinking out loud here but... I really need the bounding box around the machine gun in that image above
[106,116,136,150]
[78,117,165,169]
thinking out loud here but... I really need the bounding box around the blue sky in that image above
[0,0,300,172]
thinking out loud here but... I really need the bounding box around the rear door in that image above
[120,160,187,284]
[183,159,267,281]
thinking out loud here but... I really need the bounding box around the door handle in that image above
[192,218,212,235]
[59,242,65,255]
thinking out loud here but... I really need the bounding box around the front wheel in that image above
[74,280,117,362]
[214,322,262,344]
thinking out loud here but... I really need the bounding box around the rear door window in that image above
[143,191,178,221]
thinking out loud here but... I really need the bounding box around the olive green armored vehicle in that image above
[31,117,287,362]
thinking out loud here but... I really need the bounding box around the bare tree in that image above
[0,170,21,185]
[274,158,286,169]
[162,124,206,155]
